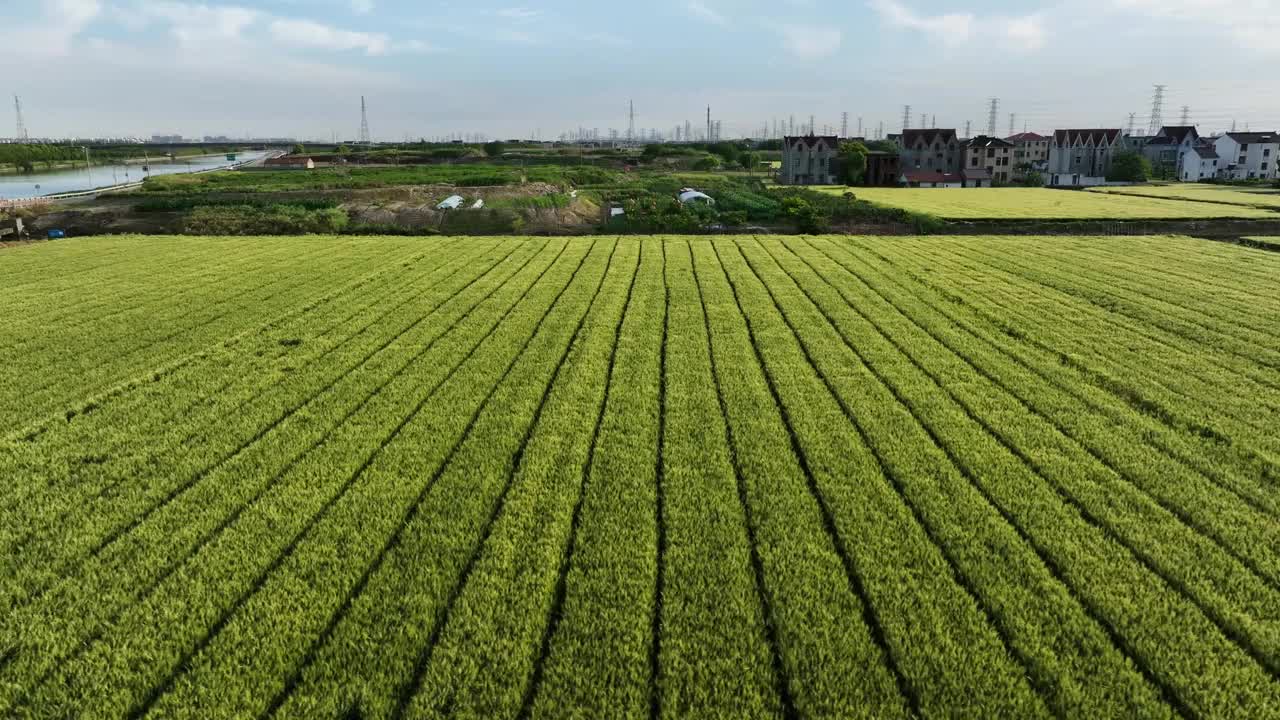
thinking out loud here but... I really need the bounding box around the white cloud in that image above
[686,1,728,27]
[268,18,392,55]
[1000,15,1045,51]
[350,0,374,14]
[134,2,261,47]
[8,0,103,55]
[869,0,1044,51]
[778,24,842,59]
[495,7,541,20]
[868,0,973,45]
[1108,0,1280,52]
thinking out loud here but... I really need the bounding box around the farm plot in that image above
[822,186,1277,219]
[2,234,1279,719]
[1088,184,1280,209]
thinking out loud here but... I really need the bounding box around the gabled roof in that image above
[962,168,992,180]
[1191,145,1220,159]
[1006,132,1048,142]
[1156,126,1198,144]
[784,135,840,150]
[1053,129,1123,146]
[1224,131,1279,144]
[899,129,959,147]
[964,135,1014,149]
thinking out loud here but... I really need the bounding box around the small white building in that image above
[436,195,464,210]
[1180,145,1221,181]
[1213,132,1279,180]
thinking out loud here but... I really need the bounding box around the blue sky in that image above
[4,0,1279,140]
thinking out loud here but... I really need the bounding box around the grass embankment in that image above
[1,234,1279,718]
[816,187,1277,220]
[1086,184,1280,210]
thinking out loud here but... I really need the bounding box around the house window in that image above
[971,157,979,167]
[986,149,995,158]
[1265,149,1272,157]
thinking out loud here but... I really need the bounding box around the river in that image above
[0,151,268,199]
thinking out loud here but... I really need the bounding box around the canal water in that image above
[0,152,268,199]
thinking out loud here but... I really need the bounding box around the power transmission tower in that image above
[359,96,370,144]
[964,120,971,139]
[931,114,936,129]
[902,105,911,132]
[706,106,711,142]
[1179,105,1190,125]
[841,112,848,138]
[809,114,815,135]
[628,100,635,142]
[857,117,863,137]
[1148,85,1165,135]
[1127,113,1136,136]
[919,113,925,129]
[13,95,28,141]
[987,98,999,136]
[1008,113,1016,137]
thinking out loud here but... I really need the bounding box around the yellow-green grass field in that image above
[816,186,1277,219]
[1088,184,1280,209]
[3,234,1280,719]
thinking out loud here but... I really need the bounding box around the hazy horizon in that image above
[5,0,1280,141]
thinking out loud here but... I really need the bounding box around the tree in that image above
[291,144,307,155]
[693,155,722,171]
[839,140,869,185]
[864,139,899,155]
[782,197,828,234]
[1108,152,1151,182]
[483,141,507,158]
[337,145,351,156]
[739,152,760,173]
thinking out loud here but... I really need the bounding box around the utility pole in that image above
[987,98,999,136]
[902,105,911,132]
[1148,84,1166,135]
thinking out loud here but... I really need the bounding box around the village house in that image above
[779,135,840,185]
[962,136,1015,185]
[263,156,316,171]
[892,129,962,175]
[1213,132,1279,180]
[1142,126,1200,179]
[1046,129,1128,186]
[1006,131,1050,180]
[1180,144,1221,181]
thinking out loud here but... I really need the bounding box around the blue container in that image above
[47,229,66,239]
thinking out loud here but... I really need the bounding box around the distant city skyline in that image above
[5,0,1280,142]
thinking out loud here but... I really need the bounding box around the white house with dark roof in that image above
[1181,144,1221,181]
[1213,132,1279,180]
[1142,126,1200,178]
[779,135,840,185]
[1046,129,1128,186]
